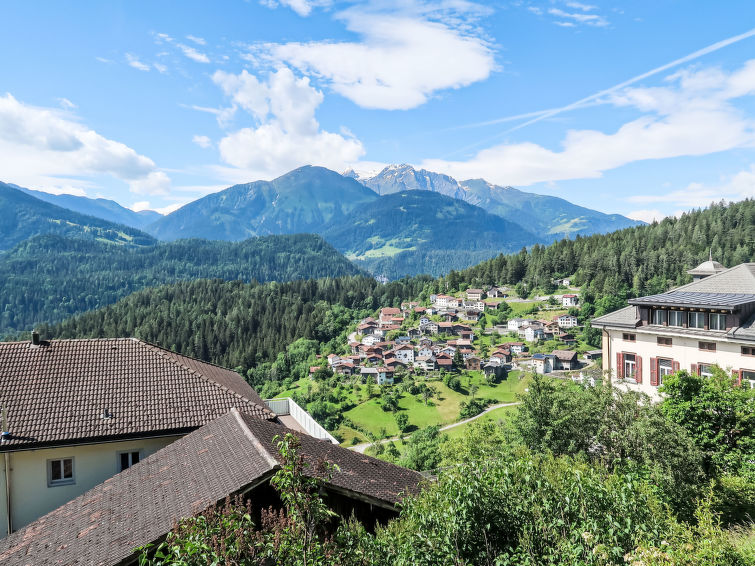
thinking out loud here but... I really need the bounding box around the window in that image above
[742,346,755,356]
[668,311,685,327]
[710,313,727,331]
[688,312,705,329]
[652,310,667,325]
[657,337,672,346]
[658,359,673,384]
[624,353,636,379]
[742,370,755,389]
[698,364,714,377]
[48,457,74,486]
[699,341,716,352]
[622,333,636,342]
[118,450,141,472]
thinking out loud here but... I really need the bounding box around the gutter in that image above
[3,452,9,535]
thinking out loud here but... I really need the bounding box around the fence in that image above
[264,397,338,444]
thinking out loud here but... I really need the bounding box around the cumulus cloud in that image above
[0,93,170,195]
[257,4,495,110]
[420,59,755,186]
[211,67,364,178]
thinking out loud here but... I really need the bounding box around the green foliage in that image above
[399,426,446,471]
[439,199,755,311]
[515,375,706,518]
[0,233,366,333]
[394,412,409,434]
[41,275,430,381]
[660,367,755,476]
[458,397,493,419]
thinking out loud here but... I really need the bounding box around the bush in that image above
[458,397,493,419]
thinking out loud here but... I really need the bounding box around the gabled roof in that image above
[0,338,273,451]
[590,305,640,329]
[552,350,578,361]
[0,410,423,566]
[675,263,755,294]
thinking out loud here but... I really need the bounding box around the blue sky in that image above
[2,0,755,221]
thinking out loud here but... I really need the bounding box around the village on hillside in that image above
[324,282,602,385]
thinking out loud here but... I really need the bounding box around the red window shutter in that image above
[635,356,642,384]
[672,360,680,373]
[691,363,698,376]
[733,370,742,387]
[650,357,658,386]
[617,353,624,379]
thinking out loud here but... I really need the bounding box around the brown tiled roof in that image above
[0,338,273,450]
[552,350,578,361]
[0,410,423,566]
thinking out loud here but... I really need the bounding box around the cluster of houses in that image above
[324,285,588,384]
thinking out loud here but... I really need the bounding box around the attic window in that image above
[48,457,74,487]
[622,333,636,342]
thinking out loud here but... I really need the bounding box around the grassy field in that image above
[339,370,528,442]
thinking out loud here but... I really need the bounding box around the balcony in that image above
[264,397,338,444]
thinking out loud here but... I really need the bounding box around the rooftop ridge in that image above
[676,262,755,292]
[231,408,279,469]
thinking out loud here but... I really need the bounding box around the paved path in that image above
[348,401,521,453]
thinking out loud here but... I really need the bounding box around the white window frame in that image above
[709,313,726,331]
[668,311,684,327]
[698,364,714,377]
[688,312,705,329]
[117,449,143,473]
[47,457,75,487]
[742,370,755,389]
[658,358,673,384]
[623,353,636,380]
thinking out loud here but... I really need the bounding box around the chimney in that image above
[31,330,40,347]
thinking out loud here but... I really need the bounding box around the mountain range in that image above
[0,164,642,277]
[348,164,641,240]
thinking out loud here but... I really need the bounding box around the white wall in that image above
[0,435,180,537]
[603,327,753,399]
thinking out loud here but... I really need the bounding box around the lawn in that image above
[337,370,528,441]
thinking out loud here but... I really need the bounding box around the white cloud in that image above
[129,171,171,195]
[130,200,152,212]
[186,35,206,45]
[626,209,665,223]
[420,59,755,187]
[565,1,597,10]
[627,166,755,210]
[95,56,113,64]
[258,4,495,110]
[0,93,170,195]
[125,53,150,71]
[211,67,365,178]
[547,8,608,27]
[192,134,212,148]
[153,62,168,74]
[177,43,210,63]
[57,97,76,110]
[261,0,331,17]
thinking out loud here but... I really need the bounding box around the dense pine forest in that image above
[0,233,365,333]
[436,199,755,299]
[40,276,430,377]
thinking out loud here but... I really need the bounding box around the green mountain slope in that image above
[15,184,161,229]
[322,190,539,277]
[0,233,365,333]
[148,165,378,241]
[0,182,156,250]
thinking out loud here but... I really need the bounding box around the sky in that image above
[2,1,755,221]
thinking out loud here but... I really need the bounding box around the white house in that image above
[393,344,415,364]
[524,326,545,342]
[591,261,755,399]
[417,345,434,358]
[507,318,532,332]
[562,294,579,307]
[557,314,579,328]
[0,336,314,539]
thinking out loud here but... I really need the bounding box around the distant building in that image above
[562,294,579,307]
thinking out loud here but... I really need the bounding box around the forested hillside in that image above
[39,275,429,374]
[0,182,155,250]
[436,200,755,301]
[0,234,365,333]
[322,190,536,277]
